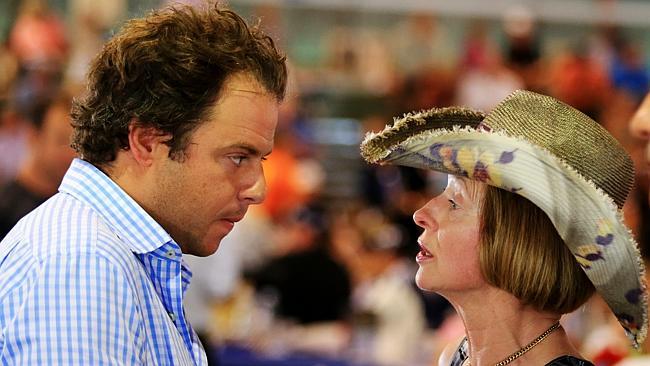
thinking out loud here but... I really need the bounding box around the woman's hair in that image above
[479,185,595,314]
[70,3,287,166]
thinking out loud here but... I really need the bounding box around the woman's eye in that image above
[448,199,458,210]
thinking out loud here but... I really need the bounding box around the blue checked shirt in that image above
[0,159,208,365]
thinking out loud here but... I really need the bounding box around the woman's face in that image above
[412,175,485,294]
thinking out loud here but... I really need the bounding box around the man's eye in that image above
[448,199,458,210]
[230,156,246,166]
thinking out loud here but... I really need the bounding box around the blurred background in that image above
[1,0,650,365]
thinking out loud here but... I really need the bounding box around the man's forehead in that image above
[228,87,266,95]
[222,72,266,92]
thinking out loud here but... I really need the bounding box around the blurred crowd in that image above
[1,1,650,365]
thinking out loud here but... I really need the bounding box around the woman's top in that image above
[450,337,595,366]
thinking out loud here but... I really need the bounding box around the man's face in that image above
[151,73,279,256]
[629,93,650,198]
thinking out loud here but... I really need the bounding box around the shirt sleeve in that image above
[1,251,146,365]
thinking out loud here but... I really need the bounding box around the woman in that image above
[360,90,647,365]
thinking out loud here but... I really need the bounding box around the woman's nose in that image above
[413,199,439,231]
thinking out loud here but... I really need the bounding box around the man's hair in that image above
[479,185,595,314]
[71,3,287,165]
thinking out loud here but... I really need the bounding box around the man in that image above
[621,92,650,363]
[0,92,76,238]
[0,3,286,365]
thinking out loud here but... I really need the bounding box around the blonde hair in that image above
[479,185,595,314]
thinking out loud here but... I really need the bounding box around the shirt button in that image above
[169,313,176,321]
[166,250,175,258]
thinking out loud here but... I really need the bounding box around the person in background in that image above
[331,205,425,366]
[0,91,75,238]
[455,40,524,112]
[547,41,611,121]
[8,0,68,70]
[0,102,28,184]
[247,204,352,346]
[0,3,287,365]
[361,90,647,365]
[610,40,649,104]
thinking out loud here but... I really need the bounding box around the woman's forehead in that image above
[447,175,484,200]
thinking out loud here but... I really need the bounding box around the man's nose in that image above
[241,169,267,205]
[629,93,650,140]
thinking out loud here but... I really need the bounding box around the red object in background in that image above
[592,346,627,366]
[9,11,69,66]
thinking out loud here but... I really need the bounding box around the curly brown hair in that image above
[71,3,287,165]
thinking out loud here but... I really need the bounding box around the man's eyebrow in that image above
[228,143,272,156]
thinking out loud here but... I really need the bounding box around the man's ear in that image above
[127,120,169,167]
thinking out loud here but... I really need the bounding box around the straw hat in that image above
[360,90,647,347]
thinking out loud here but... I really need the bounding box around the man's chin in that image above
[176,234,223,257]
[193,237,223,257]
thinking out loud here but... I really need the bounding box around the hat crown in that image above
[483,91,634,209]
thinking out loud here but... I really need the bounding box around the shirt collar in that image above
[59,158,173,254]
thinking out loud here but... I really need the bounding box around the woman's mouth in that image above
[416,241,434,263]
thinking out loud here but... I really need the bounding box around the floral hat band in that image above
[360,90,648,347]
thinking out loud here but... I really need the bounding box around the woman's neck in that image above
[447,287,581,366]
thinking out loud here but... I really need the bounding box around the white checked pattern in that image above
[0,158,207,365]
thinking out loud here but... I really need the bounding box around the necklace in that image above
[463,321,561,366]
